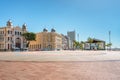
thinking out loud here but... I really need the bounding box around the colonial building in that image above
[61,34,69,50]
[29,28,62,51]
[0,20,27,51]
[84,38,105,50]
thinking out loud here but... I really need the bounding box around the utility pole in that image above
[77,33,79,42]
[109,31,111,50]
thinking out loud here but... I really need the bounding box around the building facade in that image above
[84,38,105,50]
[29,28,62,51]
[61,34,69,50]
[67,30,76,49]
[0,20,27,51]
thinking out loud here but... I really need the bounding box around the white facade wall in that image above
[0,21,27,51]
[84,43,90,50]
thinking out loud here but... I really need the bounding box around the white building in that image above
[0,20,27,51]
[84,38,105,50]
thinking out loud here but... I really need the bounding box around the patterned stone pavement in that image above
[0,51,120,61]
[0,61,120,80]
[0,51,120,80]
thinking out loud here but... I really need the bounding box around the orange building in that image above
[29,28,62,51]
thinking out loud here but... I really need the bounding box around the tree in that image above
[87,37,93,43]
[73,40,80,50]
[79,41,85,50]
[22,32,36,47]
[106,43,112,50]
[73,40,77,49]
[73,40,85,50]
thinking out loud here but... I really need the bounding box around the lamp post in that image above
[77,33,79,42]
[109,31,111,50]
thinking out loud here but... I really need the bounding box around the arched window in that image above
[18,32,19,35]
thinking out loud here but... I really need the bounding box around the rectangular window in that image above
[15,31,17,35]
[8,30,9,34]
[40,44,41,48]
[8,37,9,41]
[11,37,12,41]
[8,44,9,49]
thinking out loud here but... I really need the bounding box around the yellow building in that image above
[29,28,62,51]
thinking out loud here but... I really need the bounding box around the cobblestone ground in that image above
[0,61,120,80]
[0,51,120,61]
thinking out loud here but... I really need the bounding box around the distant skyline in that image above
[0,0,120,48]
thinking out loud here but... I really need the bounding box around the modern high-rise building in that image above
[67,30,76,42]
[67,30,76,49]
[29,28,62,51]
[0,20,27,51]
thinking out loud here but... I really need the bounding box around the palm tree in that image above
[106,43,112,50]
[79,41,85,50]
[22,32,36,47]
[73,40,80,50]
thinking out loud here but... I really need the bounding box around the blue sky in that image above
[0,0,120,48]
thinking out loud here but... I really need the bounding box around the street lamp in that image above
[109,31,111,50]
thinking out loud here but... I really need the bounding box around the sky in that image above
[0,0,120,48]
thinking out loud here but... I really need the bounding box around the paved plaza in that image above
[0,51,120,80]
[0,51,120,61]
